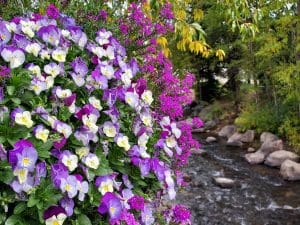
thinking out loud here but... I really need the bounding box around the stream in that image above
[177,134,300,225]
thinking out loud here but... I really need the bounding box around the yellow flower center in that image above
[109,207,115,215]
[0,34,6,40]
[53,221,60,225]
[65,184,72,192]
[22,157,30,167]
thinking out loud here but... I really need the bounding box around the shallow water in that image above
[177,135,300,225]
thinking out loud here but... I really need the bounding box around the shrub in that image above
[0,5,196,225]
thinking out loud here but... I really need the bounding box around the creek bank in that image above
[177,133,300,224]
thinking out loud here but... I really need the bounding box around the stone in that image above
[247,147,256,153]
[226,140,243,147]
[245,151,265,164]
[192,128,206,133]
[228,132,243,142]
[258,139,283,156]
[280,160,300,181]
[191,148,207,156]
[260,132,279,143]
[206,136,217,143]
[218,125,237,139]
[240,130,255,143]
[265,150,299,167]
[204,120,217,129]
[213,177,235,188]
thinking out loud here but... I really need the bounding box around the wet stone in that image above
[213,177,235,188]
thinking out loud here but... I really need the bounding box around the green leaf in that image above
[5,215,20,225]
[7,86,15,96]
[58,106,72,121]
[34,140,53,159]
[0,161,14,184]
[11,98,21,105]
[13,202,27,214]
[27,195,39,207]
[77,214,92,225]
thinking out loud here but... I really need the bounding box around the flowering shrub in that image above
[0,4,198,225]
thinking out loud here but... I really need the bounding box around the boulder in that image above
[265,150,299,167]
[228,132,243,142]
[218,125,237,139]
[245,151,265,164]
[226,132,243,147]
[258,139,283,156]
[247,147,256,153]
[206,136,217,143]
[280,160,300,181]
[260,132,279,143]
[240,130,255,143]
[213,177,235,188]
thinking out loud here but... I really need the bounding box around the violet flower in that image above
[43,206,67,225]
[98,192,122,222]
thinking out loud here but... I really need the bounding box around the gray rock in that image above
[213,177,235,188]
[245,151,265,164]
[204,120,217,129]
[226,140,243,147]
[191,148,207,155]
[247,147,256,153]
[218,125,237,139]
[206,136,217,143]
[260,132,279,143]
[265,150,299,167]
[280,160,300,181]
[228,132,243,142]
[240,130,255,143]
[258,139,283,156]
[192,128,206,133]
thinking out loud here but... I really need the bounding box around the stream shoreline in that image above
[177,132,300,225]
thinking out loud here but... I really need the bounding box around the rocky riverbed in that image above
[177,134,300,225]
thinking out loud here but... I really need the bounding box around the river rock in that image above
[218,125,237,139]
[226,140,243,147]
[192,128,206,133]
[247,147,256,153]
[204,120,218,129]
[260,132,279,143]
[206,136,217,143]
[280,160,300,181]
[226,132,243,147]
[213,177,235,188]
[191,148,207,156]
[258,139,283,156]
[240,130,255,143]
[265,150,300,167]
[245,151,265,164]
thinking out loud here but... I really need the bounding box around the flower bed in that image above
[0,4,201,225]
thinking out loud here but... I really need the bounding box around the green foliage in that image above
[235,103,283,133]
[279,115,300,152]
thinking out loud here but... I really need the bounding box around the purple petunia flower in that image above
[46,4,60,19]
[172,204,191,224]
[128,195,145,211]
